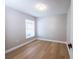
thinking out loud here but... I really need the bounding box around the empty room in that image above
[5,0,73,59]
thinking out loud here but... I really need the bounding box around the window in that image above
[25,19,35,38]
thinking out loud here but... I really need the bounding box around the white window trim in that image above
[25,19,35,39]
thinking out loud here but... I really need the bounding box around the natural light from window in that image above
[25,19,35,39]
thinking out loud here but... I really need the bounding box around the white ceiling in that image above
[5,0,71,18]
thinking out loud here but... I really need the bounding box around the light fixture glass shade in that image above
[35,3,47,11]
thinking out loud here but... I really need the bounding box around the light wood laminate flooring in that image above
[6,40,70,59]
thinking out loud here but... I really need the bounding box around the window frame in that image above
[25,19,35,39]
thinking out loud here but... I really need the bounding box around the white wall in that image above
[66,1,73,59]
[67,2,73,45]
[37,14,67,42]
[5,6,36,50]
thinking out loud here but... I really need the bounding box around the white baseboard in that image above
[66,43,73,59]
[6,37,70,57]
[66,43,70,55]
[37,37,71,59]
[37,38,67,44]
[5,39,36,54]
[37,38,71,58]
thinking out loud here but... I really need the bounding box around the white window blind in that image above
[25,19,35,38]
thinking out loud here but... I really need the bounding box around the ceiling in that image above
[5,0,71,18]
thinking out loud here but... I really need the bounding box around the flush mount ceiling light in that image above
[35,3,47,11]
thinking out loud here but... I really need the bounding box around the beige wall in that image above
[37,14,67,42]
[5,6,36,50]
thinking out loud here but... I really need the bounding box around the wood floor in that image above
[6,40,70,59]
